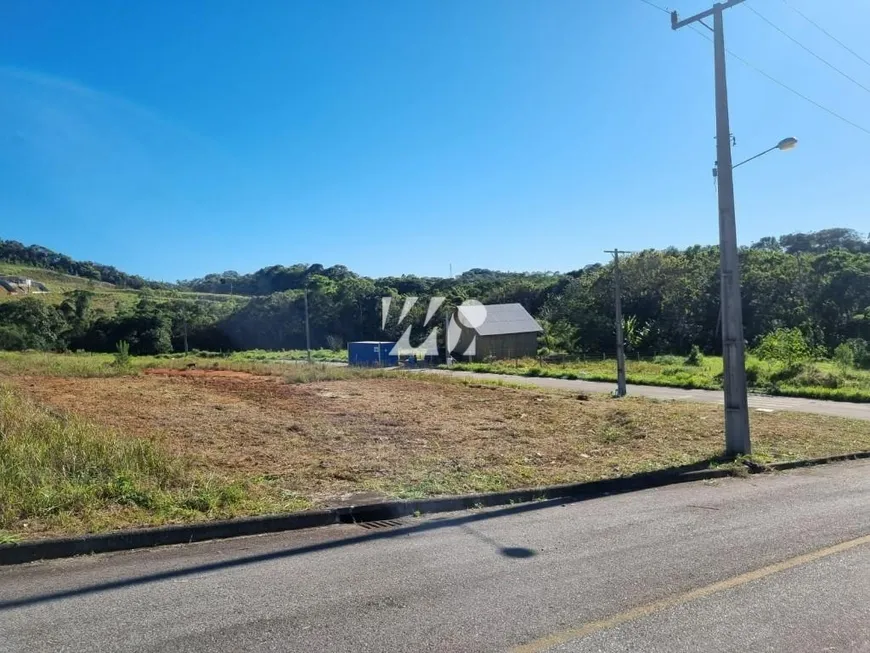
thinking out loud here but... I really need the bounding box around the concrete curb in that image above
[748,450,870,472]
[2,452,868,566]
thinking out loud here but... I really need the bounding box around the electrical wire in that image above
[635,0,870,137]
[687,24,870,137]
[744,4,870,97]
[780,0,870,70]
[637,0,670,15]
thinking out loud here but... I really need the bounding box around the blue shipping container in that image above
[347,341,399,367]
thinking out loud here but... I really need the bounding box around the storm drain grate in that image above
[358,519,404,530]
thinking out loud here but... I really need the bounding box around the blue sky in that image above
[1,1,868,282]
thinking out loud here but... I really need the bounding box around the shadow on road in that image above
[458,524,537,559]
[0,457,729,612]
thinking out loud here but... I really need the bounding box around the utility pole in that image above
[672,0,751,456]
[444,311,452,367]
[605,249,632,397]
[304,289,312,364]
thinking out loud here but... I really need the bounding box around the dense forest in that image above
[0,228,868,358]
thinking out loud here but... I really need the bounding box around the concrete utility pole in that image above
[672,0,751,456]
[304,289,312,364]
[444,311,452,367]
[605,249,632,397]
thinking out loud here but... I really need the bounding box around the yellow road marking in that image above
[512,533,870,653]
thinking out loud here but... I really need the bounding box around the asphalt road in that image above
[2,461,869,652]
[429,369,870,421]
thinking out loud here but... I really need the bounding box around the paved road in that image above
[2,461,869,652]
[278,362,870,420]
[428,369,870,421]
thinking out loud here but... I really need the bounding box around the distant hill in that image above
[0,227,868,357]
[3,227,868,299]
[0,240,169,290]
[0,261,237,314]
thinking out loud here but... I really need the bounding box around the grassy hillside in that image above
[0,263,116,291]
[0,263,239,314]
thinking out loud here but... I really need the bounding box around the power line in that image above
[780,0,870,70]
[744,4,870,97]
[687,24,870,137]
[636,0,870,137]
[637,0,670,15]
[728,49,870,137]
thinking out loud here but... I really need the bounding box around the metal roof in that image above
[457,303,543,336]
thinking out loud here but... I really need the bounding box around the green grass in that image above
[0,531,21,544]
[0,350,383,383]
[0,351,136,377]
[0,384,308,537]
[446,357,722,390]
[235,348,347,362]
[153,348,348,363]
[445,355,870,402]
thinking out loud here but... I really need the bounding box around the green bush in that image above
[684,345,703,366]
[793,365,844,389]
[653,355,684,366]
[0,326,26,351]
[715,361,763,389]
[113,340,131,367]
[754,328,812,367]
[846,338,870,369]
[834,343,855,372]
[768,363,804,385]
[744,360,763,387]
[766,362,845,390]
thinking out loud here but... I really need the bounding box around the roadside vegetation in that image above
[449,330,870,402]
[2,354,870,541]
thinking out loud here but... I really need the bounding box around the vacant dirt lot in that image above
[10,369,870,506]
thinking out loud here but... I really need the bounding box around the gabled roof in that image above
[457,302,543,336]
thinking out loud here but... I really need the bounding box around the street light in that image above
[673,0,796,458]
[732,137,798,170]
[708,134,797,454]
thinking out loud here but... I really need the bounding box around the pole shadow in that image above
[0,455,732,612]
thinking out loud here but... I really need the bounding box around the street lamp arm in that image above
[732,145,777,170]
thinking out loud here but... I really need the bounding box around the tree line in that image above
[0,240,169,290]
[0,228,868,358]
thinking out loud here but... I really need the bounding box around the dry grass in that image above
[8,369,870,514]
[0,382,308,541]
